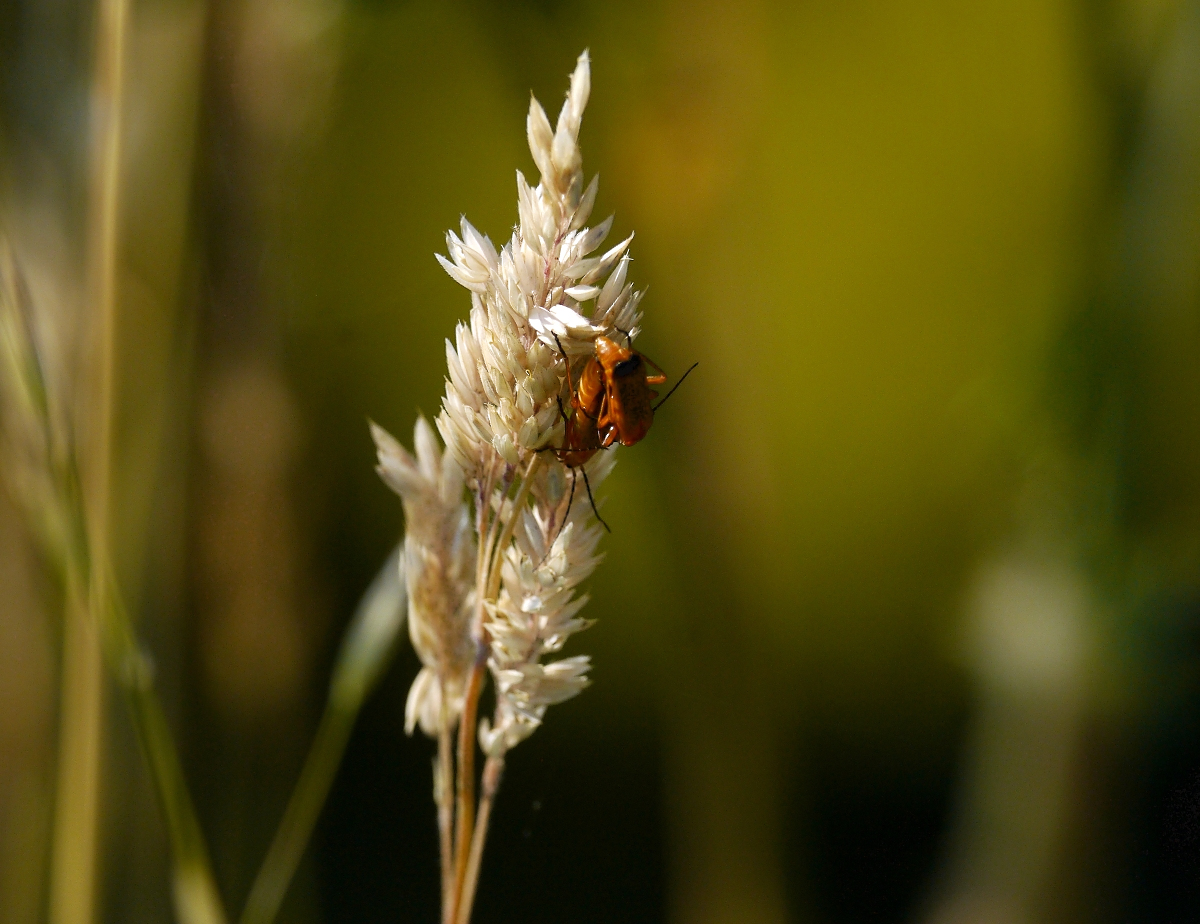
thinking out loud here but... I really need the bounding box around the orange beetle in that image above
[546,333,697,532]
[553,333,667,468]
[554,332,699,462]
[590,335,668,448]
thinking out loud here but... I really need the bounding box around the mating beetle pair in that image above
[546,332,697,532]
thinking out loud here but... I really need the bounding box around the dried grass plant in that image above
[372,50,651,924]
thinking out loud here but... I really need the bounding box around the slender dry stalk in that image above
[437,717,454,922]
[455,755,504,924]
[2,242,230,924]
[48,578,103,924]
[48,0,128,920]
[449,655,485,923]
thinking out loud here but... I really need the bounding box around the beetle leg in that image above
[595,390,627,447]
[545,464,609,553]
[641,353,668,382]
[580,466,610,532]
[552,332,577,396]
[552,332,570,362]
[595,389,613,429]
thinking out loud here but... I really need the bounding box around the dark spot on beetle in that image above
[614,356,642,378]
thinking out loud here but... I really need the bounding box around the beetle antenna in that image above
[614,326,632,348]
[652,361,699,412]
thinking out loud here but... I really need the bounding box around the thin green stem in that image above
[474,461,499,594]
[239,706,354,924]
[475,462,510,606]
[115,633,226,924]
[84,548,226,924]
[485,456,540,603]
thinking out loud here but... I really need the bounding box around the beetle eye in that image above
[613,356,641,378]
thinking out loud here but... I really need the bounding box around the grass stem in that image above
[48,576,104,924]
[49,0,128,919]
[437,719,454,923]
[455,756,504,924]
[449,656,485,924]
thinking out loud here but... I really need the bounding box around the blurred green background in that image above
[3,0,1200,922]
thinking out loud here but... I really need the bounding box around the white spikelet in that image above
[373,417,476,736]
[435,50,646,487]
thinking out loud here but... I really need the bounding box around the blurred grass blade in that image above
[98,574,227,924]
[127,686,228,924]
[6,243,226,924]
[329,544,407,711]
[240,546,406,924]
[0,243,52,449]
